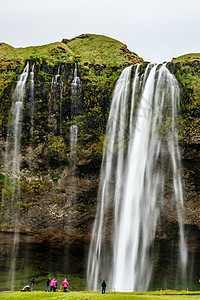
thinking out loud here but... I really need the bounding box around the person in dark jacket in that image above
[30,277,35,291]
[101,280,106,294]
[45,278,51,292]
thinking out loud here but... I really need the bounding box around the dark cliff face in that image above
[0,62,107,240]
[167,58,200,231]
[0,35,143,245]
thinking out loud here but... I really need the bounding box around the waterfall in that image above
[70,63,81,159]
[71,63,81,117]
[50,65,63,134]
[70,62,81,137]
[29,64,35,137]
[72,63,81,88]
[70,124,78,168]
[1,63,29,290]
[69,63,81,202]
[1,62,29,219]
[87,64,187,291]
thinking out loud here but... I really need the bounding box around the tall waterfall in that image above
[29,64,35,137]
[1,63,29,289]
[1,62,29,219]
[87,64,187,291]
[69,63,81,202]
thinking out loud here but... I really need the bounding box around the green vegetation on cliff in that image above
[0,34,142,66]
[0,34,142,93]
[0,34,143,137]
[64,34,142,65]
[0,34,144,236]
[172,53,200,146]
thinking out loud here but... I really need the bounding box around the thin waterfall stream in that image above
[69,63,81,202]
[29,64,35,138]
[87,63,187,292]
[71,63,81,117]
[1,63,29,290]
[50,65,63,134]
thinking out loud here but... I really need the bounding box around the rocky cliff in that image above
[0,34,143,242]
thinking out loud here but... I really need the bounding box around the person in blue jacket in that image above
[45,278,51,292]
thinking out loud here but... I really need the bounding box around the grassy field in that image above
[1,290,200,299]
[0,270,86,292]
[0,34,142,66]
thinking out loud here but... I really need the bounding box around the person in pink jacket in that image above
[50,278,56,292]
[62,279,68,292]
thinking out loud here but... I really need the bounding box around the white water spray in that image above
[87,64,187,291]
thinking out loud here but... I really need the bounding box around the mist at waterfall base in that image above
[87,64,188,292]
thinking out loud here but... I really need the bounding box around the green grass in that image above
[0,268,86,292]
[171,52,200,142]
[66,34,142,65]
[0,34,142,68]
[1,290,200,299]
[0,42,74,64]
[173,53,200,63]
[0,33,142,99]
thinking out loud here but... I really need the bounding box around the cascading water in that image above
[87,63,187,292]
[71,63,81,118]
[50,65,63,134]
[72,63,81,88]
[29,64,35,137]
[1,63,29,290]
[69,63,81,201]
[70,124,78,169]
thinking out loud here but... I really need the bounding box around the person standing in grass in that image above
[50,278,56,292]
[101,280,106,294]
[63,279,68,292]
[45,278,51,292]
[30,277,35,291]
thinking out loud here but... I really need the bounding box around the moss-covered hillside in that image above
[172,53,200,148]
[0,34,142,97]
